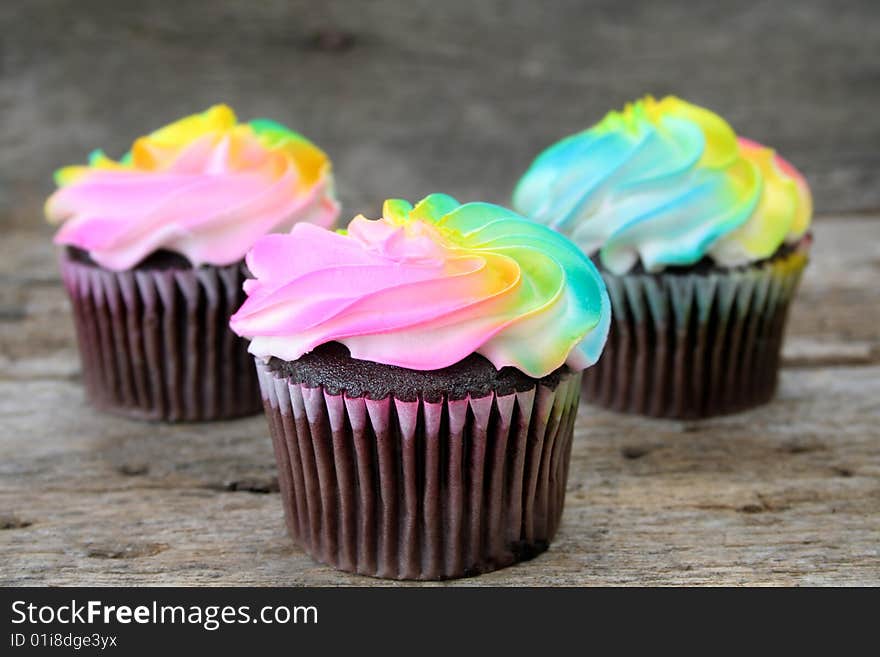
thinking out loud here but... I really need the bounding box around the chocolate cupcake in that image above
[513,96,812,419]
[230,194,610,579]
[45,105,339,421]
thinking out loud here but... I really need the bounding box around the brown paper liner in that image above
[59,248,261,421]
[581,249,808,419]
[257,359,582,580]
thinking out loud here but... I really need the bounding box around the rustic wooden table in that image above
[1,0,879,586]
[1,218,878,586]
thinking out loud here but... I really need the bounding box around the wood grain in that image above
[1,0,879,223]
[1,219,878,586]
[1,0,878,585]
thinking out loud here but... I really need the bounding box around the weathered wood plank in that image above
[1,218,878,586]
[1,0,878,587]
[0,365,877,586]
[1,0,878,220]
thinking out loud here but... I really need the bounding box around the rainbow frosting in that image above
[513,96,812,274]
[45,105,339,271]
[230,194,610,378]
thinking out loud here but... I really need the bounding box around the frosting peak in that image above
[513,96,812,274]
[230,194,611,378]
[46,105,339,270]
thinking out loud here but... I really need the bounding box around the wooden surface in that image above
[1,219,878,586]
[2,0,879,223]
[1,0,878,586]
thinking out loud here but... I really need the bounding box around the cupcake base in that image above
[581,246,808,419]
[256,358,582,580]
[60,247,261,421]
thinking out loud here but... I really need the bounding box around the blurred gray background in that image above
[2,0,878,229]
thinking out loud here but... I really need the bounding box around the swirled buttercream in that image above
[230,194,610,377]
[45,105,339,270]
[513,96,812,274]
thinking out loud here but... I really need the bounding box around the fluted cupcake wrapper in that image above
[59,249,261,421]
[257,360,582,580]
[581,250,807,419]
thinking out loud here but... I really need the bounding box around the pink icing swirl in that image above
[45,105,339,270]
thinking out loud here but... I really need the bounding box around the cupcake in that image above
[45,105,339,421]
[230,193,610,579]
[513,96,812,419]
